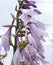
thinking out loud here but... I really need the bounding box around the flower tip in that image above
[34,9,42,14]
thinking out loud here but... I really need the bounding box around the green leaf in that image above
[19,41,28,52]
[11,13,15,19]
[0,35,2,38]
[21,62,27,65]
[1,53,7,58]
[9,37,14,47]
[15,5,17,11]
[3,25,15,27]
[0,53,7,59]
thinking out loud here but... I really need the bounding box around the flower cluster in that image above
[0,0,48,65]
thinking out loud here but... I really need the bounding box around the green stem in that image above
[14,20,19,53]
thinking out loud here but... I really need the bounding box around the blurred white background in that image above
[0,0,53,65]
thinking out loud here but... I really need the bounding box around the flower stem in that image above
[14,17,19,53]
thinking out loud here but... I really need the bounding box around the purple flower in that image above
[38,56,48,65]
[12,0,48,65]
[19,9,41,25]
[1,28,11,52]
[28,44,39,61]
[29,25,46,41]
[26,9,42,16]
[13,48,23,65]
[18,13,48,65]
[32,21,46,30]
[19,43,46,65]
[17,5,48,64]
[21,48,33,64]
[1,19,15,52]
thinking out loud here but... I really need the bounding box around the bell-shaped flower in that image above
[28,44,39,61]
[13,48,23,65]
[38,56,48,65]
[12,0,48,65]
[19,9,41,25]
[27,23,46,41]
[20,43,46,65]
[32,21,46,30]
[1,28,11,52]
[1,19,15,52]
[21,48,33,64]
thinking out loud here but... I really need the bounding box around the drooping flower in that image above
[13,0,48,65]
[13,48,23,65]
[22,48,33,64]
[27,22,46,41]
[1,28,11,52]
[1,19,15,52]
[17,8,48,65]
[32,21,46,30]
[19,9,42,25]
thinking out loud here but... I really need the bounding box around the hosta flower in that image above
[16,8,48,65]
[27,23,46,41]
[12,0,48,65]
[19,9,41,25]
[32,21,46,30]
[13,48,23,65]
[1,28,11,52]
[1,19,14,52]
[28,44,38,61]
[21,48,33,64]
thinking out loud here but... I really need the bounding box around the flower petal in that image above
[28,23,46,41]
[26,9,42,16]
[13,48,23,65]
[22,48,33,64]
[32,21,46,30]
[1,28,11,52]
[1,36,10,52]
[28,44,38,61]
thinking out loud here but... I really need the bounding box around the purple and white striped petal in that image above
[25,59,31,65]
[28,44,38,61]
[32,61,39,65]
[26,9,42,16]
[22,48,33,64]
[28,35,37,49]
[38,57,48,65]
[19,9,41,25]
[27,27,45,54]
[28,23,46,41]
[30,30,45,53]
[32,21,46,30]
